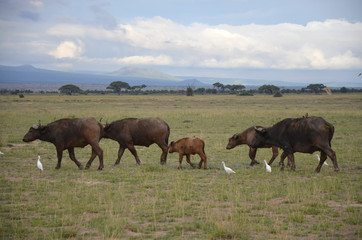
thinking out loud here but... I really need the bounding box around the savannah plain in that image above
[0,93,361,239]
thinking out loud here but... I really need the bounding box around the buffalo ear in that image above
[235,135,240,140]
[170,141,175,146]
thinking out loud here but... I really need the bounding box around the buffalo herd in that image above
[23,116,339,173]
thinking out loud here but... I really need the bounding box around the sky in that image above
[0,0,362,84]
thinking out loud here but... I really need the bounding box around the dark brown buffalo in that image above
[226,126,278,166]
[169,137,207,169]
[251,116,338,172]
[103,118,170,165]
[23,118,104,170]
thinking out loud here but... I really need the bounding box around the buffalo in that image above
[103,118,170,165]
[251,116,338,172]
[226,126,278,166]
[169,137,207,169]
[23,118,104,170]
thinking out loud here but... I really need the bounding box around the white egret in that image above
[37,155,43,172]
[222,161,235,174]
[264,160,272,173]
[0,151,4,155]
[316,154,328,166]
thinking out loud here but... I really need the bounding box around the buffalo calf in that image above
[23,118,104,170]
[169,137,207,169]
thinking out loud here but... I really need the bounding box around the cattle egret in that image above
[222,161,235,174]
[0,151,4,155]
[37,155,43,172]
[264,160,272,173]
[316,154,328,166]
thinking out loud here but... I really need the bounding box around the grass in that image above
[0,93,361,239]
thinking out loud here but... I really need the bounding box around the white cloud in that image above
[48,40,84,59]
[30,1,44,7]
[46,17,362,69]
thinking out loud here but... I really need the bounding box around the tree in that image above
[59,84,82,95]
[340,87,348,93]
[107,81,131,95]
[230,84,245,93]
[186,86,194,96]
[258,85,280,94]
[305,84,326,94]
[130,84,147,92]
[213,82,225,92]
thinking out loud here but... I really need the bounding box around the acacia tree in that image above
[258,85,280,94]
[107,81,131,95]
[59,84,82,95]
[305,84,326,94]
[130,84,147,92]
[213,82,225,92]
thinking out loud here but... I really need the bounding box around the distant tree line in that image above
[1,81,362,96]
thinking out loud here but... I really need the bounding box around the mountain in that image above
[108,67,181,81]
[0,65,211,90]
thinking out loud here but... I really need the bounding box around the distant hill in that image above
[0,65,211,90]
[108,67,181,81]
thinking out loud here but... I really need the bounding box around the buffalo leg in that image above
[268,147,279,165]
[85,149,97,169]
[114,146,125,165]
[289,153,296,171]
[68,147,83,169]
[317,147,338,172]
[248,147,260,166]
[198,152,207,169]
[178,153,184,169]
[315,151,327,173]
[85,143,104,170]
[279,151,287,170]
[157,142,168,165]
[185,154,195,168]
[127,144,141,165]
[55,149,63,169]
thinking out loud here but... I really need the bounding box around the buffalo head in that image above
[168,141,176,153]
[226,134,240,150]
[23,121,46,142]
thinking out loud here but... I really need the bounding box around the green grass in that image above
[0,94,361,239]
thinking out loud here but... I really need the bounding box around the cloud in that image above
[43,17,362,69]
[30,1,44,7]
[48,40,84,59]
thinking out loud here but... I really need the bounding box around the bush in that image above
[238,92,253,96]
[273,92,283,97]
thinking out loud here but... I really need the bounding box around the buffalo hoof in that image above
[84,166,90,170]
[97,167,103,171]
[78,165,84,170]
[250,161,260,166]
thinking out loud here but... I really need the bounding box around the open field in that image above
[0,94,361,239]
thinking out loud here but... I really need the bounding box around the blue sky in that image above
[0,0,361,84]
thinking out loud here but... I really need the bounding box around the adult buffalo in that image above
[23,118,104,170]
[103,118,170,165]
[251,116,338,172]
[226,126,278,166]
